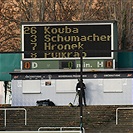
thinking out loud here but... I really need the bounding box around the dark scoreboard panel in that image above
[21,21,115,59]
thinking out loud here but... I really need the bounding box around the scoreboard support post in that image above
[80,51,83,132]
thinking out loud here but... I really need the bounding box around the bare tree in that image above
[0,0,133,51]
[0,0,20,51]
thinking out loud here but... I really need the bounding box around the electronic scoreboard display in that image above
[22,59,114,70]
[21,21,117,70]
[21,21,115,59]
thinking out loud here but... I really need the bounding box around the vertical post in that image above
[4,109,6,127]
[4,81,9,104]
[24,109,27,125]
[80,50,83,132]
[116,108,118,125]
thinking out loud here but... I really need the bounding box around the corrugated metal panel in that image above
[0,54,21,81]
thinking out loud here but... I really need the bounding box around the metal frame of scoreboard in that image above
[21,20,117,71]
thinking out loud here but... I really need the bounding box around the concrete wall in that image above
[11,78,133,106]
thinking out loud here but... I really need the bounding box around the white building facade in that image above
[10,70,133,106]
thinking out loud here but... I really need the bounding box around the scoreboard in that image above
[21,21,117,70]
[22,59,114,70]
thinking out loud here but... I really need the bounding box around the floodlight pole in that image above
[80,50,83,133]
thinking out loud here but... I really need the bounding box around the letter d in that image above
[32,62,38,69]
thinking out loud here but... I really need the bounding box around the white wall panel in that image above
[56,79,77,92]
[103,79,123,92]
[23,80,41,93]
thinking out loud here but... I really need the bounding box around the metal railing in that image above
[0,131,81,133]
[0,108,27,127]
[116,107,133,125]
[38,127,85,133]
